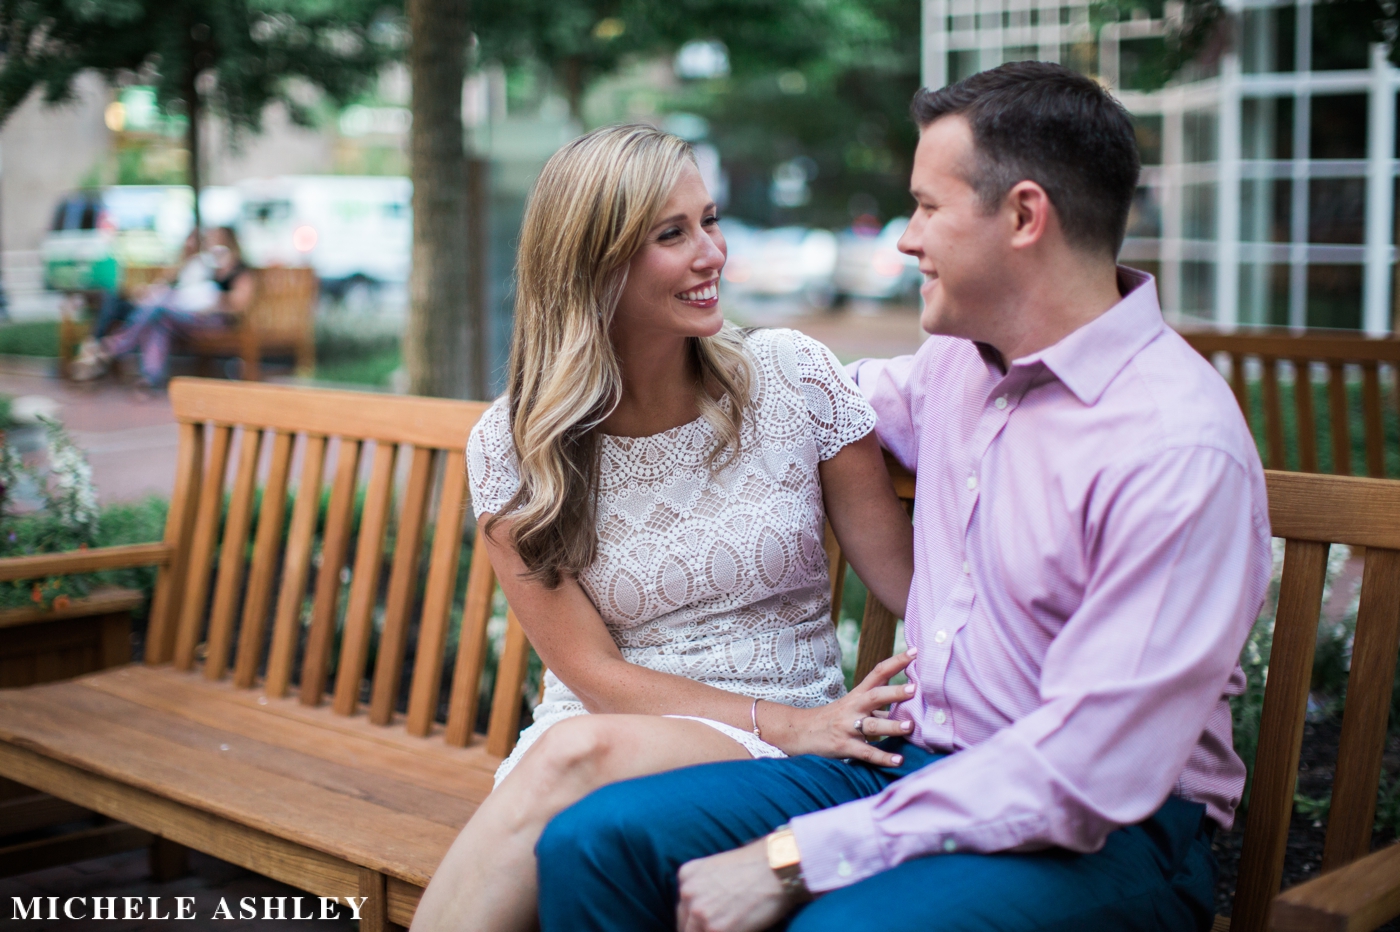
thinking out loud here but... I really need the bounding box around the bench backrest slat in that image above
[148,380,526,754]
[146,421,204,664]
[205,427,264,680]
[406,449,471,738]
[1322,547,1400,871]
[302,437,362,706]
[264,434,326,698]
[1182,329,1400,478]
[332,441,399,716]
[233,430,296,688]
[174,424,233,670]
[445,524,499,746]
[370,445,437,726]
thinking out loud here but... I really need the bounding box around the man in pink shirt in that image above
[536,61,1271,932]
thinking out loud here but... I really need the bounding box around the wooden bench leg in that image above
[149,835,189,881]
[358,866,404,932]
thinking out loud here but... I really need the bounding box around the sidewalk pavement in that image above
[0,306,928,506]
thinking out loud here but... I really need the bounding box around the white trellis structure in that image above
[921,0,1400,333]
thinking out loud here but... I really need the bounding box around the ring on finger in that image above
[853,717,867,737]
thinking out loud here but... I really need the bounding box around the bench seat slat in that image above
[0,668,479,885]
[85,666,500,791]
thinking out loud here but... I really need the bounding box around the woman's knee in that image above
[520,717,629,788]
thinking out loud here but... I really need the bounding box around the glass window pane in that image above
[1240,178,1291,242]
[1311,95,1367,159]
[1307,264,1363,329]
[1309,178,1366,243]
[1183,183,1217,240]
[1241,6,1295,73]
[1312,2,1371,71]
[1181,261,1217,317]
[950,50,980,83]
[1242,97,1293,160]
[1119,37,1168,91]
[1183,109,1218,163]
[1238,263,1291,325]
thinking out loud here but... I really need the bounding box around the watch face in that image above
[769,832,801,869]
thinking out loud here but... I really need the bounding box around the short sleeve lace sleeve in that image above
[466,399,520,519]
[770,329,877,461]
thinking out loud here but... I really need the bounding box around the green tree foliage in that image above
[474,0,889,119]
[0,0,401,215]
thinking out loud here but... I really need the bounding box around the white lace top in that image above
[468,328,877,782]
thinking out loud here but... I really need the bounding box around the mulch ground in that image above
[1212,715,1400,930]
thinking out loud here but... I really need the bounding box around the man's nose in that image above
[897,218,921,256]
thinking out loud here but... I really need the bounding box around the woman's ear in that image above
[1006,180,1051,250]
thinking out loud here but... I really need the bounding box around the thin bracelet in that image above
[750,697,763,740]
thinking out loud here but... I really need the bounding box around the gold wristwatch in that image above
[766,824,810,901]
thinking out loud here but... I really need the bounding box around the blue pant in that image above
[537,739,1217,932]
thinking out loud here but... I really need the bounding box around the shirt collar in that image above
[1012,266,1165,406]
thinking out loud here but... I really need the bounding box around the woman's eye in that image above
[703,214,720,227]
[657,227,682,241]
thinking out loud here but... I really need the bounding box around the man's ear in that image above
[1006,180,1052,250]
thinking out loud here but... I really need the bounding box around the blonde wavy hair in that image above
[491,124,754,588]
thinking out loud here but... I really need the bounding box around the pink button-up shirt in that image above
[790,269,1272,893]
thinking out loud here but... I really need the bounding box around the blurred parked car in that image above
[41,186,240,292]
[833,217,920,302]
[721,220,837,305]
[238,175,411,309]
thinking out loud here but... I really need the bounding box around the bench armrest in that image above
[1271,842,1400,932]
[0,543,173,582]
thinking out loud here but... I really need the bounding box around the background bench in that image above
[59,266,317,381]
[0,379,1395,930]
[1181,327,1400,477]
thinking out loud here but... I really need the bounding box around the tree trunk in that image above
[406,0,484,399]
[185,59,201,231]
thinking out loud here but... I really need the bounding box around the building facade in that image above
[921,0,1398,333]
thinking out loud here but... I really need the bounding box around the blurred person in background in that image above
[73,226,252,387]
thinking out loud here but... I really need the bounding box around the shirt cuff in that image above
[788,797,889,893]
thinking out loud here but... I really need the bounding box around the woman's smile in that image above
[676,278,720,308]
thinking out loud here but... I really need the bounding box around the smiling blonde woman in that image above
[410,124,916,932]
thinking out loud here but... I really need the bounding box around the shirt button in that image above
[966,475,978,491]
[934,629,947,643]
[837,858,853,878]
[943,838,958,852]
[933,709,947,725]
[962,561,971,575]
[994,395,1008,410]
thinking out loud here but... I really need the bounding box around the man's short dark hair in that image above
[911,61,1140,256]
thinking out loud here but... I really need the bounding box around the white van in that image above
[237,176,412,301]
[41,186,240,292]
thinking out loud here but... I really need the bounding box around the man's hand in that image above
[675,838,799,932]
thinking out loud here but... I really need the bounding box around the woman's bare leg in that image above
[410,715,751,932]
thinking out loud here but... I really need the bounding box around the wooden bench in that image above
[1181,327,1400,477]
[60,267,317,381]
[0,378,1395,930]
